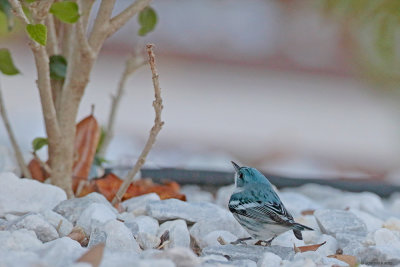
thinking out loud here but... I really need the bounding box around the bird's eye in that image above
[238,173,243,179]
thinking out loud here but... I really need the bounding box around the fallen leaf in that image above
[28,158,46,182]
[72,114,101,192]
[301,209,315,216]
[94,173,123,201]
[294,241,326,253]
[328,254,358,267]
[77,243,105,267]
[67,226,88,246]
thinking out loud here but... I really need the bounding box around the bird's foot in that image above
[255,237,274,246]
[230,237,252,245]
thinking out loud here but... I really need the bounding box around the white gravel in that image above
[1,171,400,267]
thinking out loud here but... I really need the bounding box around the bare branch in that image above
[8,0,29,24]
[0,82,31,178]
[112,44,164,205]
[76,17,95,59]
[9,0,61,140]
[79,0,95,30]
[98,50,146,158]
[88,0,116,53]
[46,15,59,56]
[108,0,152,37]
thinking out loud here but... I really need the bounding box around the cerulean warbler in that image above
[228,161,313,245]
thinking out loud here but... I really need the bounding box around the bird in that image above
[228,161,313,246]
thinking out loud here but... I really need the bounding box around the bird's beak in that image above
[231,161,241,172]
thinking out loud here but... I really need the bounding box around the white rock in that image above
[383,217,400,231]
[271,230,305,247]
[281,258,316,267]
[124,221,139,237]
[201,254,229,263]
[117,212,135,222]
[201,230,238,248]
[293,251,348,267]
[121,193,160,215]
[357,245,400,265]
[0,229,43,251]
[53,192,117,224]
[374,228,400,249]
[99,251,140,267]
[35,237,87,267]
[292,184,344,201]
[257,252,282,267]
[390,198,400,214]
[137,232,160,250]
[40,209,73,237]
[231,259,257,267]
[102,220,141,252]
[315,234,338,256]
[349,209,383,232]
[180,185,214,203]
[147,199,229,223]
[76,203,116,234]
[131,215,159,236]
[0,172,66,216]
[137,259,176,267]
[156,247,201,267]
[158,219,190,249]
[190,213,248,247]
[278,192,322,217]
[5,214,20,221]
[314,209,367,237]
[324,192,384,215]
[215,184,235,208]
[9,213,59,242]
[0,250,44,267]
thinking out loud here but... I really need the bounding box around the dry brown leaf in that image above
[301,209,315,216]
[28,158,46,182]
[94,173,123,201]
[328,254,358,267]
[294,241,326,253]
[77,243,105,267]
[67,227,88,246]
[72,114,101,192]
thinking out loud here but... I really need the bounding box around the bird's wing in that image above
[229,187,294,226]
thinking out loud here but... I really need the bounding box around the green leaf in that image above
[50,1,80,24]
[0,49,20,75]
[26,24,47,46]
[49,55,67,80]
[0,0,13,31]
[32,137,48,152]
[25,0,36,3]
[138,6,157,36]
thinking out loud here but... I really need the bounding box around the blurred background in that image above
[1,0,400,183]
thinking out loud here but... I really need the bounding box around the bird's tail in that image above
[293,222,314,231]
[292,223,313,240]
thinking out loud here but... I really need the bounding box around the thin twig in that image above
[98,50,146,158]
[0,81,31,178]
[111,44,164,205]
[108,0,152,37]
[46,15,59,56]
[76,0,94,58]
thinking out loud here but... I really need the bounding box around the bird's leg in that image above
[255,236,276,246]
[230,237,252,245]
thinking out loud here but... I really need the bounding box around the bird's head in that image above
[231,161,271,187]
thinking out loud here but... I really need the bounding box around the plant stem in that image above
[112,44,164,205]
[0,81,31,178]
